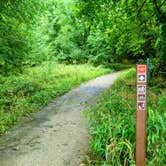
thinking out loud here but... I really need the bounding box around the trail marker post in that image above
[136,65,147,166]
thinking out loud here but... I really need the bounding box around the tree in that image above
[0,0,45,73]
[74,0,166,71]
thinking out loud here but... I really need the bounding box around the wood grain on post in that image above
[136,110,146,166]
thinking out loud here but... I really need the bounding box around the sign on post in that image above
[136,65,147,166]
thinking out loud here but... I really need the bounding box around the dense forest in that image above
[0,0,166,74]
[0,1,166,165]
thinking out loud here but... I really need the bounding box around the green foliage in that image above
[74,0,166,68]
[0,0,166,74]
[0,62,112,134]
[0,0,46,73]
[84,69,166,165]
[102,63,133,71]
[49,0,88,64]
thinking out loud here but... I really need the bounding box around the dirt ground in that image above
[0,72,121,166]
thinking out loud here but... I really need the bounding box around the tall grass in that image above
[84,68,166,166]
[0,62,112,134]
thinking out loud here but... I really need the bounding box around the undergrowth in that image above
[0,62,112,134]
[84,68,166,166]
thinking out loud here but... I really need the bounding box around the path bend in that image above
[0,72,121,166]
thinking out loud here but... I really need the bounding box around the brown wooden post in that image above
[136,65,147,166]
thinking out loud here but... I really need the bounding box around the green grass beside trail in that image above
[0,62,112,134]
[84,68,166,166]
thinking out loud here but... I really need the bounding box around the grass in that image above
[84,68,166,166]
[102,63,133,71]
[0,62,112,134]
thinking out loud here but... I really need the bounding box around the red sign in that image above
[137,65,147,74]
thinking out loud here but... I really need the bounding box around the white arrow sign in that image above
[139,75,145,81]
[138,74,146,83]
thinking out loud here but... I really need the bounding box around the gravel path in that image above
[0,72,121,166]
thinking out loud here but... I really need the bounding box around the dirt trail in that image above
[0,72,121,166]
